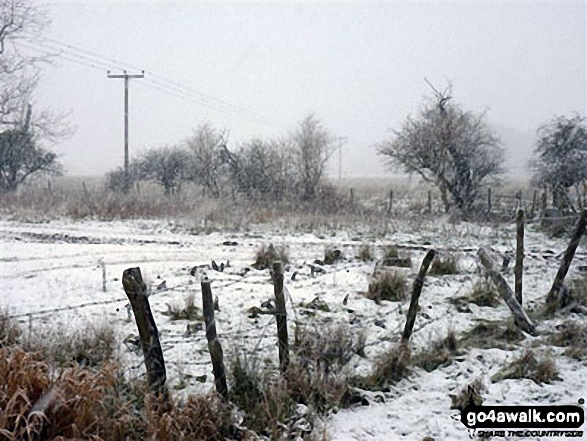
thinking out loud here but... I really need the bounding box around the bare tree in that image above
[0,104,61,191]
[0,0,70,192]
[531,115,587,212]
[378,86,504,216]
[184,123,228,198]
[292,114,335,201]
[136,146,191,195]
[226,138,297,201]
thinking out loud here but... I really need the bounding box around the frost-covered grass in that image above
[1,192,586,439]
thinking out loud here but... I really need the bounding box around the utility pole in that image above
[107,70,144,190]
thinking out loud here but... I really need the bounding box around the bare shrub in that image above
[252,243,289,270]
[450,378,485,411]
[366,270,408,303]
[491,350,558,385]
[429,253,459,275]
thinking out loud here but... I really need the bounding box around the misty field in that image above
[1,177,586,440]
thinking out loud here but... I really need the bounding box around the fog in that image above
[29,0,586,177]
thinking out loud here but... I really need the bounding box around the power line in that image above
[20,34,288,129]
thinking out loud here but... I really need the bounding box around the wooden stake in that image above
[546,208,587,306]
[530,190,537,218]
[388,189,394,214]
[100,259,106,292]
[477,248,535,335]
[402,250,436,344]
[487,188,492,213]
[201,278,228,398]
[427,190,432,213]
[515,210,524,306]
[122,267,167,393]
[272,260,289,373]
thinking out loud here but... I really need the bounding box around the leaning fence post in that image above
[546,208,587,306]
[272,260,289,373]
[477,248,535,335]
[402,250,436,344]
[388,189,394,214]
[515,210,524,306]
[487,188,492,213]
[122,267,167,393]
[201,277,228,398]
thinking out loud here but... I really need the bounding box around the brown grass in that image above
[357,244,373,262]
[0,309,22,347]
[548,321,587,361]
[450,378,485,411]
[366,270,408,303]
[450,279,501,308]
[368,343,411,388]
[413,329,459,373]
[460,320,525,350]
[162,293,202,321]
[429,254,460,276]
[252,243,289,270]
[491,350,559,385]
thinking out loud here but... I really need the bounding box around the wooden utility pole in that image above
[107,70,144,191]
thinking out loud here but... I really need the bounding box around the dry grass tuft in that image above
[323,247,344,265]
[357,244,373,262]
[368,343,411,388]
[25,323,117,368]
[413,329,459,373]
[450,378,485,411]
[294,322,366,376]
[450,279,501,308]
[162,293,202,321]
[366,270,408,303]
[0,309,22,348]
[549,321,587,361]
[252,243,289,270]
[460,320,525,350]
[429,254,460,275]
[491,350,559,385]
[380,246,412,268]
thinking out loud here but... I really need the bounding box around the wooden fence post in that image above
[477,248,535,335]
[542,186,548,213]
[122,267,167,393]
[402,250,436,344]
[530,190,537,218]
[546,208,587,306]
[350,188,355,208]
[427,190,432,214]
[487,188,492,213]
[201,278,228,398]
[515,210,524,306]
[99,259,106,292]
[388,189,394,214]
[272,260,289,373]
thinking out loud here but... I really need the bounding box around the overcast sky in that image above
[27,0,586,177]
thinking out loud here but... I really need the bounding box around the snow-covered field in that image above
[1,217,586,440]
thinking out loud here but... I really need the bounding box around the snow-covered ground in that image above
[1,217,585,440]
